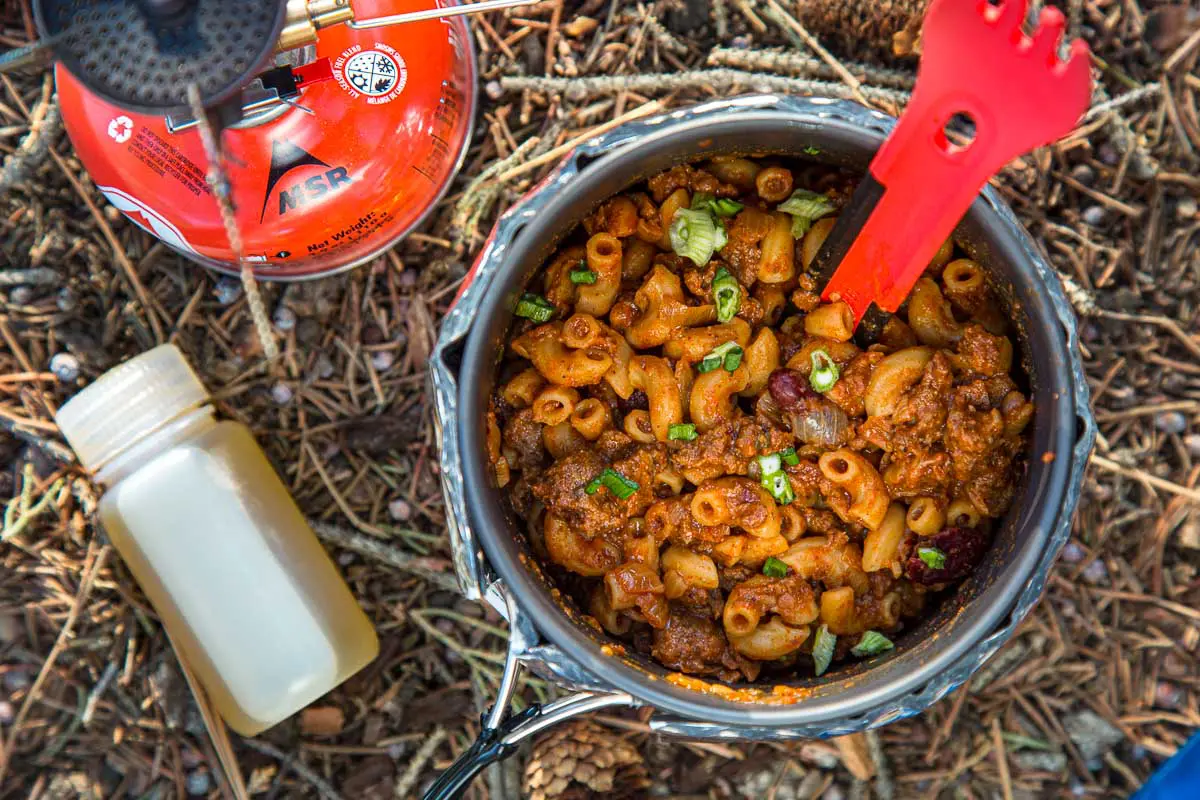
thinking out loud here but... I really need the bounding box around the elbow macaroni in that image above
[819,449,891,531]
[757,212,796,284]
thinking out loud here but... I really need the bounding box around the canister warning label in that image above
[128,128,209,198]
[334,44,408,104]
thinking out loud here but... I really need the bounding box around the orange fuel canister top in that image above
[56,0,476,280]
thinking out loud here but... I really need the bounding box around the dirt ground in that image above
[1,0,1198,798]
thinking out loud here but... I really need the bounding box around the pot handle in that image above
[422,587,635,799]
[419,704,537,800]
[421,690,634,800]
[421,669,634,799]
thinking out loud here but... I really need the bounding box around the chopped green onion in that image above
[809,349,840,393]
[917,546,947,570]
[569,268,597,284]
[697,341,744,374]
[812,624,836,677]
[803,145,821,156]
[515,293,555,323]
[779,189,835,238]
[851,631,895,658]
[668,423,698,442]
[762,472,795,505]
[762,556,790,578]
[756,453,782,477]
[780,447,800,466]
[585,468,640,500]
[710,198,745,217]
[692,193,744,218]
[670,208,726,267]
[712,267,741,323]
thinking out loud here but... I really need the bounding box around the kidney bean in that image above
[618,389,650,415]
[767,369,818,413]
[905,526,991,586]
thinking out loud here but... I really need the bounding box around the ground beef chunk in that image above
[883,353,956,499]
[531,440,668,539]
[651,610,756,680]
[673,587,724,618]
[790,282,822,314]
[681,263,766,327]
[671,416,793,483]
[724,575,818,626]
[651,611,728,674]
[801,507,846,537]
[883,448,953,500]
[718,565,756,592]
[646,164,740,203]
[508,475,534,517]
[720,208,772,286]
[594,429,637,462]
[855,415,893,452]
[531,449,625,537]
[945,382,1020,515]
[892,353,953,447]
[645,495,730,550]
[955,324,1012,377]
[683,261,718,298]
[611,443,671,515]
[503,408,545,473]
[785,459,826,506]
[825,351,884,419]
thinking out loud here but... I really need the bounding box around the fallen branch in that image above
[1091,455,1200,504]
[0,91,60,193]
[308,518,461,591]
[394,726,448,798]
[497,100,665,181]
[707,46,916,89]
[240,738,342,800]
[499,69,911,107]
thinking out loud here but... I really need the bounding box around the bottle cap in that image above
[55,344,210,472]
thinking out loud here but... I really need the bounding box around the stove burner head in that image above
[35,0,288,114]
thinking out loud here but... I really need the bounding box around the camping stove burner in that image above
[34,0,287,114]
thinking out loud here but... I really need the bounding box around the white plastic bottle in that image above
[55,345,378,736]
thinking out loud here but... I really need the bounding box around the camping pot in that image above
[427,95,1096,798]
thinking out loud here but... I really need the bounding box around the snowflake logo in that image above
[344,50,404,97]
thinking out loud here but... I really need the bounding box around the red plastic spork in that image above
[817,0,1092,327]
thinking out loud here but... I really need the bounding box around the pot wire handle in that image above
[421,691,636,800]
[422,587,637,799]
[420,705,540,800]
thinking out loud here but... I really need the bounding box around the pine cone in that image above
[523,720,651,800]
[795,0,929,59]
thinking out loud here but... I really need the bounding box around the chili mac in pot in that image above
[441,96,1094,733]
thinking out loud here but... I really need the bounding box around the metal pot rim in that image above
[434,94,1095,733]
